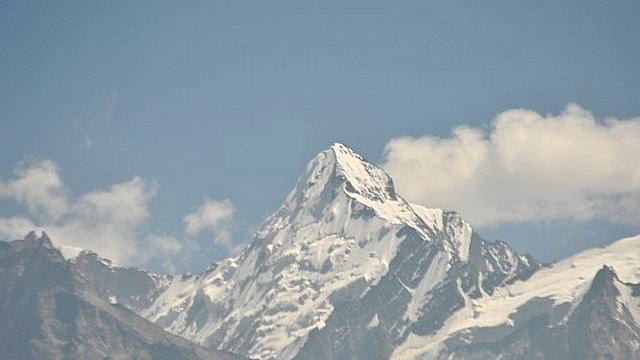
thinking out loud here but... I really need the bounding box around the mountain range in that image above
[2,143,639,359]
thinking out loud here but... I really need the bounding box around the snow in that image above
[405,251,450,322]
[367,313,380,329]
[411,206,444,231]
[412,205,472,262]
[58,245,84,260]
[131,143,499,360]
[331,143,436,239]
[616,279,640,325]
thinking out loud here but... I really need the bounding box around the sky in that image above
[1,1,639,273]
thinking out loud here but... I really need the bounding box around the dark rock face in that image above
[71,250,168,312]
[0,232,245,360]
[461,233,543,298]
[566,266,640,360]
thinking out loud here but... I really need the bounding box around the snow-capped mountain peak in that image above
[267,142,441,246]
[276,143,404,221]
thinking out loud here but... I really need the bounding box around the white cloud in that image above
[72,177,154,231]
[138,234,184,273]
[0,160,69,221]
[183,199,235,248]
[0,216,38,240]
[146,234,183,256]
[46,176,158,265]
[382,104,640,226]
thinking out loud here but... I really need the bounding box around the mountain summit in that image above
[273,142,423,230]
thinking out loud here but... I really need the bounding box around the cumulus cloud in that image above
[0,216,38,240]
[0,160,69,221]
[46,177,158,264]
[138,234,184,273]
[382,104,640,226]
[183,199,235,248]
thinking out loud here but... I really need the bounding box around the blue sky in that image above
[1,1,639,272]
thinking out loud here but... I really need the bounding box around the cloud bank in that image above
[0,161,236,270]
[382,104,640,227]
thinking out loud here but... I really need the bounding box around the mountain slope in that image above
[0,231,245,360]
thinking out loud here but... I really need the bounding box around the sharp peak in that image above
[24,230,54,247]
[330,142,348,149]
[324,142,379,173]
[273,142,404,224]
[582,264,623,301]
[330,142,356,153]
[329,142,368,163]
[6,230,65,262]
[594,264,620,283]
[323,142,397,194]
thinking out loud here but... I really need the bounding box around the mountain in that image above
[15,143,640,359]
[0,231,246,360]
[77,143,551,359]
